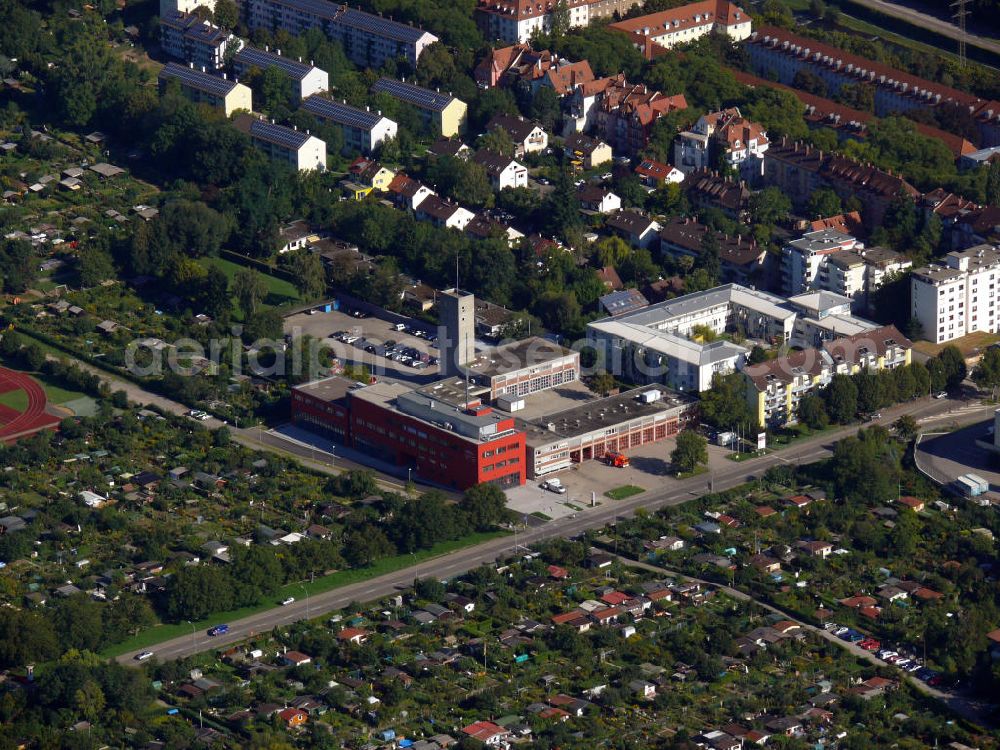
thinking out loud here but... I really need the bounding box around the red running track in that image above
[0,368,61,442]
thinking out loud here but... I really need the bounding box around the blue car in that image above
[207,624,229,636]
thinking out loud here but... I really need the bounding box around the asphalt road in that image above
[847,0,1000,58]
[113,393,977,666]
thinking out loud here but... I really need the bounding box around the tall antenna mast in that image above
[951,0,969,66]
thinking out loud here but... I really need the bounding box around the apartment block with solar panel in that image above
[370,78,467,137]
[301,95,397,155]
[160,10,243,71]
[158,63,253,117]
[233,114,327,172]
[236,0,438,69]
[233,46,329,101]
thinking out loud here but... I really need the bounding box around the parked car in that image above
[935,391,948,399]
[541,478,567,494]
[280,597,295,606]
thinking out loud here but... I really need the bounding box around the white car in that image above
[934,391,948,399]
[135,651,154,661]
[600,172,613,180]
[541,479,567,494]
[280,596,295,606]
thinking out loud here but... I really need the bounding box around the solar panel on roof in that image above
[249,120,311,150]
[301,96,385,130]
[235,46,313,80]
[371,78,453,111]
[159,63,237,97]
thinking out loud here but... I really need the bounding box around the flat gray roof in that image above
[294,375,358,403]
[518,388,695,444]
[465,336,576,380]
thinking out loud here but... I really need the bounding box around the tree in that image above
[0,238,36,292]
[213,0,239,28]
[343,526,394,567]
[478,127,514,157]
[460,484,509,531]
[671,430,707,473]
[988,159,1000,207]
[73,680,106,722]
[748,345,768,365]
[748,187,791,226]
[530,86,561,131]
[588,373,618,396]
[78,247,115,288]
[824,374,858,423]
[806,187,842,219]
[853,367,884,415]
[164,566,234,622]
[973,346,1000,393]
[699,372,754,429]
[936,345,967,389]
[798,394,829,430]
[288,250,326,301]
[232,268,267,318]
[892,414,918,441]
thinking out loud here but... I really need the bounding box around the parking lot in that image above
[505,435,739,522]
[283,307,442,382]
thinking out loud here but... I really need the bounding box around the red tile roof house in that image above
[280,650,312,667]
[840,595,878,609]
[755,505,777,518]
[785,494,812,509]
[278,707,308,728]
[858,605,882,620]
[547,564,569,579]
[337,627,369,645]
[772,620,801,635]
[462,720,511,745]
[552,610,591,632]
[600,591,630,606]
[590,606,622,626]
[897,496,925,512]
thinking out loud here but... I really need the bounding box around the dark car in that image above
[208,624,229,636]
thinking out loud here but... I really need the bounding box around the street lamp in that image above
[186,620,196,651]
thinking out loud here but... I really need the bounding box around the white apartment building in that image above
[824,246,911,312]
[239,0,438,68]
[587,284,796,392]
[236,116,326,172]
[160,10,241,71]
[476,0,638,44]
[911,245,1000,344]
[233,46,328,100]
[609,0,752,51]
[158,63,253,116]
[301,96,397,155]
[782,229,862,296]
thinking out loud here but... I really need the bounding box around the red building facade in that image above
[291,377,526,490]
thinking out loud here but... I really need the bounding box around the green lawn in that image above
[42,381,90,405]
[99,529,508,658]
[200,257,302,311]
[0,388,27,412]
[605,485,645,501]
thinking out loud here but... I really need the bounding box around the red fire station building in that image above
[291,376,526,490]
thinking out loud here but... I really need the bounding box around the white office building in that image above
[911,245,1000,344]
